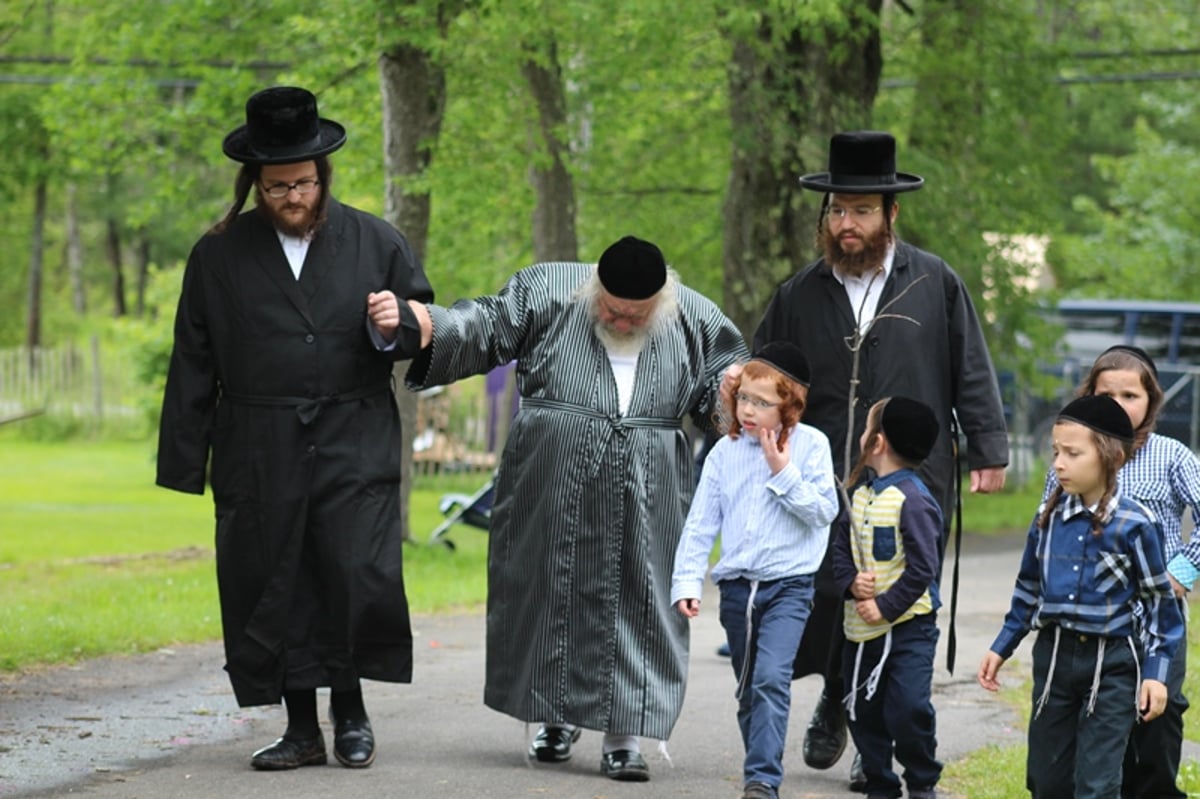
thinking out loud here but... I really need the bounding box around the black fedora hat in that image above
[799,131,923,194]
[222,86,346,165]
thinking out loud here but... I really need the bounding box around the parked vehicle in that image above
[1006,299,1200,480]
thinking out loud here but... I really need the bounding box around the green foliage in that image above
[1053,118,1200,296]
[107,262,185,432]
[4,0,1200,391]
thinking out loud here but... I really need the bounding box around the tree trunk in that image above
[379,16,449,542]
[720,4,883,339]
[65,182,86,315]
[26,177,47,353]
[106,218,126,317]
[521,36,578,263]
[135,234,151,316]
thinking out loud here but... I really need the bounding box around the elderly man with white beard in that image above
[386,236,746,783]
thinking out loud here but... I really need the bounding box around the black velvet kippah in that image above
[1057,395,1134,442]
[881,396,939,462]
[1100,344,1159,381]
[597,236,667,300]
[750,341,811,387]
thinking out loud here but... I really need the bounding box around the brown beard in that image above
[821,223,892,277]
[255,195,321,238]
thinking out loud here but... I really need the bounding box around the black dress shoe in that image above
[330,715,376,768]
[529,725,582,763]
[250,734,327,770]
[848,751,868,792]
[601,749,650,782]
[802,689,848,769]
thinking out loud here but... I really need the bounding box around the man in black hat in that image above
[742,131,1009,790]
[157,86,434,771]
[400,236,746,782]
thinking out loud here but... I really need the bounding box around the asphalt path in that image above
[0,535,1047,798]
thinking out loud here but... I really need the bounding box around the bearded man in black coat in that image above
[728,131,1008,793]
[156,86,433,771]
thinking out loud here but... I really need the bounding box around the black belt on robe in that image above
[222,381,390,425]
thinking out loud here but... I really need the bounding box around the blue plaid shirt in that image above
[990,492,1183,683]
[1043,433,1200,588]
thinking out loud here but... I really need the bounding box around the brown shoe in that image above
[250,734,327,770]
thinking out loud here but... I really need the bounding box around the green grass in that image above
[958,471,1044,535]
[0,438,491,672]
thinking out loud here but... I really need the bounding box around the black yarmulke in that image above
[881,396,940,462]
[1057,395,1134,442]
[597,236,667,300]
[751,342,811,387]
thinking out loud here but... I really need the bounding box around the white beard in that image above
[594,322,648,357]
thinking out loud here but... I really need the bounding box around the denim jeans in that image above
[718,574,815,789]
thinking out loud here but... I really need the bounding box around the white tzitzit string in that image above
[734,580,760,702]
[1034,626,1062,720]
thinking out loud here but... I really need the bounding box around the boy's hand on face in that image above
[757,427,789,474]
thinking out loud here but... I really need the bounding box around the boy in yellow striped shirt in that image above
[831,397,943,799]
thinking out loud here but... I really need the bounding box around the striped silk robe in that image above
[406,262,747,738]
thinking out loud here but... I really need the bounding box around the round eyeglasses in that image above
[735,392,779,410]
[827,205,881,221]
[262,179,320,199]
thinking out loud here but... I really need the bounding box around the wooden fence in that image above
[0,344,511,473]
[0,341,141,424]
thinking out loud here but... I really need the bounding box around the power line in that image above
[881,71,1200,89]
[0,55,290,70]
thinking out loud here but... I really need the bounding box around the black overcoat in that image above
[156,199,433,706]
[755,239,1008,677]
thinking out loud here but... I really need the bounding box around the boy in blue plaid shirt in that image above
[1048,345,1200,798]
[980,395,1184,799]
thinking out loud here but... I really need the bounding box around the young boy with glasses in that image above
[672,342,839,799]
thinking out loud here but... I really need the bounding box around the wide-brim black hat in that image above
[222,86,346,165]
[799,131,924,195]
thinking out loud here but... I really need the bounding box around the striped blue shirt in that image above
[1042,433,1200,588]
[990,492,1183,683]
[670,423,838,603]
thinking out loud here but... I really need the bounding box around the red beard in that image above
[821,223,892,277]
[257,196,320,238]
